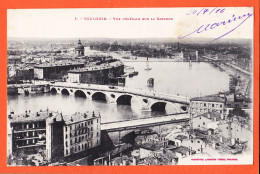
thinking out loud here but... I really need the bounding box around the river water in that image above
[7,61,229,123]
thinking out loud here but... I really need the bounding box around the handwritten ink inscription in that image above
[179,8,253,41]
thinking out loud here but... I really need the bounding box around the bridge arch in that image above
[50,87,57,94]
[74,90,87,98]
[180,105,188,112]
[151,102,167,112]
[61,88,70,95]
[92,91,108,102]
[116,94,133,105]
[167,103,183,113]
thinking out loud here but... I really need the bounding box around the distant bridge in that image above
[49,82,190,112]
[101,113,190,132]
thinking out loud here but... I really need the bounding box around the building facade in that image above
[8,110,101,163]
[7,110,50,157]
[190,95,226,120]
[46,111,101,162]
[34,62,84,80]
[67,60,124,85]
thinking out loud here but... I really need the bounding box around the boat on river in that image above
[145,57,152,71]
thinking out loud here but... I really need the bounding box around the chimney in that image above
[25,110,29,117]
[219,136,223,143]
[133,157,137,165]
[49,112,53,117]
[36,112,40,116]
[122,159,126,166]
[84,113,87,118]
[70,117,73,122]
[221,112,224,120]
[8,114,12,119]
[92,111,95,117]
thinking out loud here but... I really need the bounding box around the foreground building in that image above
[190,95,226,119]
[46,111,101,162]
[7,109,101,164]
[7,110,48,157]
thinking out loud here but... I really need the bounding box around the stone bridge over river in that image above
[49,82,190,112]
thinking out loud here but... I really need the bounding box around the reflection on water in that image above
[7,62,229,123]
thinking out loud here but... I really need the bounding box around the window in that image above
[97,132,99,137]
[91,120,93,124]
[191,140,193,143]
[97,119,99,123]
[220,104,222,107]
[212,104,214,107]
[204,103,206,107]
[203,122,205,125]
[197,140,200,143]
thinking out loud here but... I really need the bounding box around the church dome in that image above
[75,39,84,50]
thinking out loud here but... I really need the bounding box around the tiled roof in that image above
[34,62,84,68]
[170,146,195,155]
[62,111,100,125]
[68,61,123,73]
[139,141,164,151]
[9,110,100,125]
[8,109,59,123]
[194,111,222,121]
[191,95,225,103]
[175,135,188,140]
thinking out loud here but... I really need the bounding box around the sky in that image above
[7,8,254,40]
